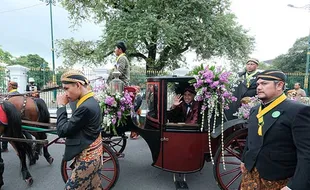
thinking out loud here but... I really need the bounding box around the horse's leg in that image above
[22,131,37,165]
[0,150,4,188]
[18,145,33,186]
[34,132,53,164]
[41,132,53,164]
[30,132,42,161]
[43,145,53,164]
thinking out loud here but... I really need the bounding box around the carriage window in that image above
[146,84,158,119]
[166,82,201,126]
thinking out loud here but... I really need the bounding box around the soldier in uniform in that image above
[241,70,310,190]
[56,70,103,189]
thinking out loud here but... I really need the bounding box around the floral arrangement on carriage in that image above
[93,83,134,135]
[190,64,239,167]
[233,96,261,120]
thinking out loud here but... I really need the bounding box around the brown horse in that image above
[7,95,53,164]
[0,100,35,187]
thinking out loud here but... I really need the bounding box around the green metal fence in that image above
[285,73,309,94]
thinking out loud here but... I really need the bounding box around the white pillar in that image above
[7,65,29,93]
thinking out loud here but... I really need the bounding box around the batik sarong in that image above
[65,135,103,190]
[241,167,289,190]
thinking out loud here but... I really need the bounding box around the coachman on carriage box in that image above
[226,58,260,120]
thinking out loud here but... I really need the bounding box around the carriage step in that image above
[173,173,189,190]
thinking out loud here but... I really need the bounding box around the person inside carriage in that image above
[130,86,142,139]
[167,86,199,124]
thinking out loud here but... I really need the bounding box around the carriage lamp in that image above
[109,71,124,95]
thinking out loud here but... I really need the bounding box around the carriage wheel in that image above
[103,135,127,155]
[213,128,248,190]
[61,143,120,190]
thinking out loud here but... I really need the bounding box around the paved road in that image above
[2,134,221,190]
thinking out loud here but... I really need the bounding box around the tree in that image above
[0,46,12,64]
[11,54,49,68]
[272,36,308,73]
[11,54,51,88]
[58,0,254,71]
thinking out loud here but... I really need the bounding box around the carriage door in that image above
[161,81,205,173]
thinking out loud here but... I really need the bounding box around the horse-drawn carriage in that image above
[0,75,248,190]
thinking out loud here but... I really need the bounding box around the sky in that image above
[0,0,309,69]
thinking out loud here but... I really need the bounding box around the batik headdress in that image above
[61,70,89,85]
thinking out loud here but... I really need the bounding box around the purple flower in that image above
[202,70,214,81]
[194,79,204,89]
[219,72,231,83]
[120,106,125,111]
[201,105,207,111]
[211,81,220,88]
[231,96,237,102]
[222,91,231,98]
[112,117,117,125]
[105,96,115,106]
[117,111,122,119]
[205,78,213,84]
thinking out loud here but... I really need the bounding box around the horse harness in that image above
[4,95,28,118]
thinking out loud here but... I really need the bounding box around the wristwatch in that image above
[57,104,66,109]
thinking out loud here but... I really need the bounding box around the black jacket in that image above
[56,96,102,161]
[238,71,259,98]
[242,99,310,189]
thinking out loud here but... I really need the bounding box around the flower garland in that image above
[94,83,134,134]
[192,65,238,169]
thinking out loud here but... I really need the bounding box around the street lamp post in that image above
[41,0,57,100]
[288,3,310,93]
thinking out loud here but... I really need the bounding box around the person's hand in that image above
[240,162,246,173]
[171,94,182,109]
[57,93,69,106]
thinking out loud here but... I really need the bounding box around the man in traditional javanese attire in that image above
[241,70,310,190]
[56,70,103,189]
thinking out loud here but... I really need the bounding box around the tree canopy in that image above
[12,54,49,68]
[272,36,308,73]
[58,0,254,71]
[0,46,13,64]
